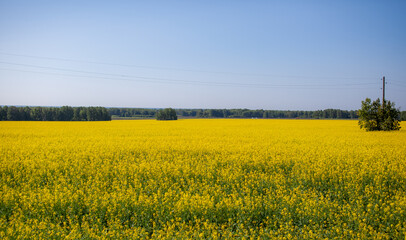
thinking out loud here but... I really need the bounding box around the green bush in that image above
[156,108,177,120]
[358,98,401,131]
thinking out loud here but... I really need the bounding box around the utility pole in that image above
[382,76,386,106]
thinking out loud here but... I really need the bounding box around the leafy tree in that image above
[0,106,7,120]
[358,98,401,131]
[79,108,88,120]
[19,107,32,120]
[58,106,74,121]
[7,106,21,120]
[86,107,97,121]
[45,108,57,121]
[156,108,177,120]
[31,107,44,121]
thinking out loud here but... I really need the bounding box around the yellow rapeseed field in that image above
[0,119,405,239]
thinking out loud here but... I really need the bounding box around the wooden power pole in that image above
[382,76,385,106]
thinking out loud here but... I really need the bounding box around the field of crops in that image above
[0,119,405,239]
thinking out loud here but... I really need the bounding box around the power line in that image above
[390,83,406,88]
[0,61,380,87]
[0,60,379,87]
[0,67,379,89]
[0,52,378,80]
[390,80,406,85]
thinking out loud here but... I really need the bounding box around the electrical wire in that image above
[0,63,380,89]
[0,52,378,80]
[390,83,406,88]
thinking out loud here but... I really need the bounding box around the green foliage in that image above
[156,108,178,120]
[109,107,358,119]
[358,98,401,131]
[0,106,111,121]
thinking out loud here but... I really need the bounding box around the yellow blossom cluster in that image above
[0,119,405,239]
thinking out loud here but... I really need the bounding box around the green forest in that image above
[109,108,360,119]
[0,106,111,121]
[2,106,406,121]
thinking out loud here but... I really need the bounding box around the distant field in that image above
[0,120,405,239]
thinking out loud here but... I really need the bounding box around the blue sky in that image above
[1,0,405,110]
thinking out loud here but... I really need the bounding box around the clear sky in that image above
[1,0,405,110]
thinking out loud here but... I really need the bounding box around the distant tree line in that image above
[178,108,359,119]
[0,106,111,121]
[108,108,361,119]
[3,106,405,121]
